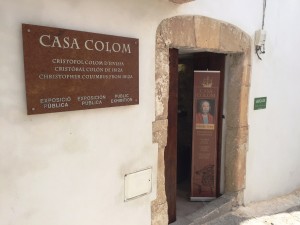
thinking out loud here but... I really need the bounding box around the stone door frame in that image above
[152,16,251,224]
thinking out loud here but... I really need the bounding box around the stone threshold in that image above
[170,193,236,225]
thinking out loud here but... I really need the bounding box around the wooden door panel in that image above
[165,48,178,224]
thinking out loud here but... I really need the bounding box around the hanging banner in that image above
[191,71,220,201]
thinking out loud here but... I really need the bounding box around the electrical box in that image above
[124,168,152,201]
[255,29,266,47]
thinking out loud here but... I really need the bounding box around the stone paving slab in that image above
[242,212,300,225]
[203,189,300,225]
[204,211,300,225]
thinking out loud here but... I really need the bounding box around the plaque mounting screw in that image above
[27,29,31,32]
[32,107,35,111]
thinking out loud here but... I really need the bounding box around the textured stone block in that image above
[219,23,246,53]
[225,127,248,192]
[152,119,168,147]
[151,201,168,225]
[194,16,221,51]
[160,16,196,48]
[226,83,249,128]
[169,0,194,4]
[155,42,169,120]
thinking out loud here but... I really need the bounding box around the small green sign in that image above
[254,97,267,110]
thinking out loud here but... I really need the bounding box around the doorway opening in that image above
[151,15,251,225]
[169,52,226,223]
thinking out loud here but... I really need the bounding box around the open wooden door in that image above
[165,48,178,223]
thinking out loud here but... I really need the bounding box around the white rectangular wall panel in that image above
[124,168,152,201]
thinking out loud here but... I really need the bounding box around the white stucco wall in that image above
[244,0,300,203]
[1,0,300,224]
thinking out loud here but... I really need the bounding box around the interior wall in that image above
[220,55,230,194]
[177,56,193,186]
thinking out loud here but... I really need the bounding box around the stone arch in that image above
[152,16,251,224]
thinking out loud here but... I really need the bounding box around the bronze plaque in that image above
[22,24,139,115]
[191,71,220,200]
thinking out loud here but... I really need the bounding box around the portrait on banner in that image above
[195,99,215,130]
